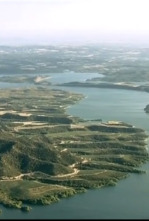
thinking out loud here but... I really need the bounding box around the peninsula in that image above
[0,87,148,211]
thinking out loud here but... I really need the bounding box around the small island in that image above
[144,104,149,113]
[0,87,148,210]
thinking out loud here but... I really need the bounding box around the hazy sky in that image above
[1,0,149,45]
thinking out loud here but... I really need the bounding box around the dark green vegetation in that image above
[0,87,148,210]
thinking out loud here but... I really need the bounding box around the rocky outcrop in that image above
[144,104,149,113]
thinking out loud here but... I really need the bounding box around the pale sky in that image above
[0,0,149,44]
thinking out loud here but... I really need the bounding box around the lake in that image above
[0,73,149,219]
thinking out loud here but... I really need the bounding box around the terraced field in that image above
[0,87,148,211]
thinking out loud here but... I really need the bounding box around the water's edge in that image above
[0,73,149,219]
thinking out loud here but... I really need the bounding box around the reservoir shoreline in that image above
[0,73,149,219]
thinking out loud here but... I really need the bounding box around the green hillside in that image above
[0,87,148,211]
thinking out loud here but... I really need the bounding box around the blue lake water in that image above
[49,72,102,84]
[0,73,149,219]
